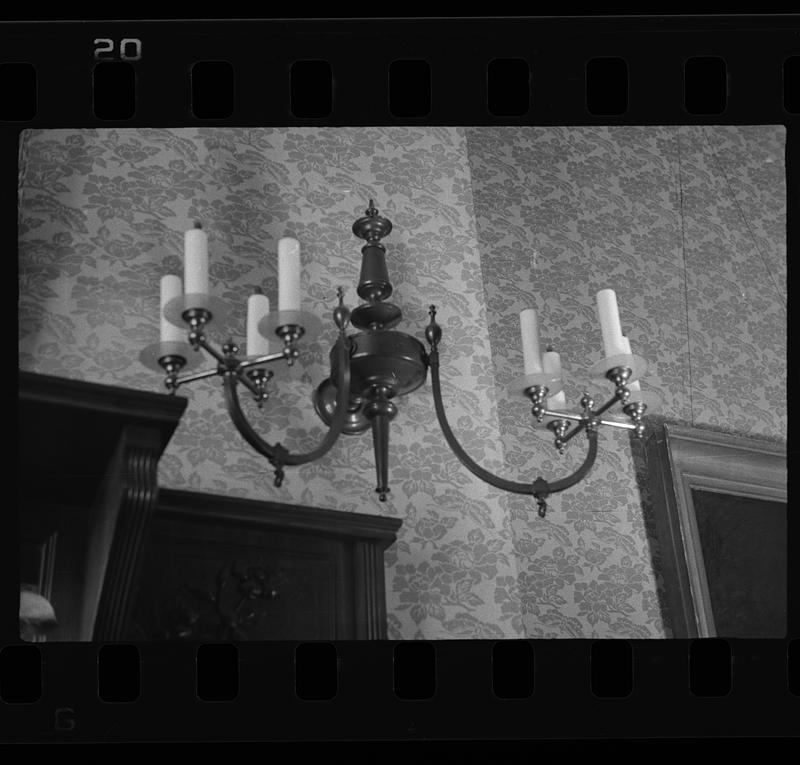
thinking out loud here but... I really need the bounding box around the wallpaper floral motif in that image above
[18,126,786,640]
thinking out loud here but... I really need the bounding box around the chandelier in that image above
[139,201,657,517]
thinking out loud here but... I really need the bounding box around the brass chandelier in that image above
[140,201,657,517]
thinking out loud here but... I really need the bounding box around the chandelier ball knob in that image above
[363,397,398,420]
[425,321,442,347]
[333,303,350,331]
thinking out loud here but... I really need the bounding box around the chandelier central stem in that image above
[350,200,402,331]
[354,199,393,303]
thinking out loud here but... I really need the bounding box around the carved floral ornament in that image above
[160,562,286,642]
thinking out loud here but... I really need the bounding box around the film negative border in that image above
[0,638,798,740]
[2,16,797,742]
[0,18,798,125]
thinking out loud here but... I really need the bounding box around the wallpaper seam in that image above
[675,127,695,428]
[463,127,527,639]
[462,126,524,638]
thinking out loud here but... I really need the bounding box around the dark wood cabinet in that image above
[18,372,400,642]
[19,371,187,641]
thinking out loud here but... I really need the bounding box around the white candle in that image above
[520,308,543,374]
[278,237,301,312]
[619,336,641,391]
[184,222,209,297]
[542,349,567,410]
[596,288,627,358]
[247,291,271,357]
[160,274,184,343]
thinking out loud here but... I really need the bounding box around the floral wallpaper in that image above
[466,125,786,638]
[18,126,786,640]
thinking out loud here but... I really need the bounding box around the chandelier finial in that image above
[333,286,350,332]
[425,305,442,350]
[352,200,392,244]
[351,200,398,322]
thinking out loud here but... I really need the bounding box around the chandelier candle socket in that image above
[619,336,641,391]
[140,200,657,519]
[278,237,301,312]
[247,290,271,357]
[520,308,544,374]
[596,288,627,358]
[542,349,567,409]
[160,275,184,343]
[184,222,209,300]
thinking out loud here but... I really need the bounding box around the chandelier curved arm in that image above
[222,332,352,483]
[428,347,599,499]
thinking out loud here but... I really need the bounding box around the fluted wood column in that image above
[90,427,161,641]
[353,540,389,639]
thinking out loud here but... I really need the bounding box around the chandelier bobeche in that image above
[139,200,659,517]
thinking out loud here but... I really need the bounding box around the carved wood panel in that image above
[128,489,401,641]
[130,525,347,641]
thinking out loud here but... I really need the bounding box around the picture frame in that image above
[645,421,787,638]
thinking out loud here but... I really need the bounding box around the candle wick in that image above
[193,221,203,229]
[253,286,263,294]
[546,344,554,352]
